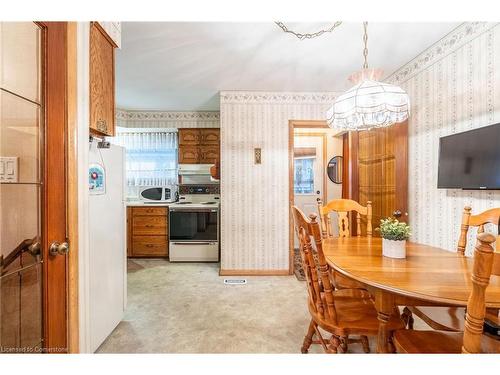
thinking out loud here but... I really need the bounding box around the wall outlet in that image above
[0,157,19,183]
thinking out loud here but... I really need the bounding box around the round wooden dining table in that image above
[322,236,500,353]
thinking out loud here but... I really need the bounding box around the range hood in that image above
[178,164,213,176]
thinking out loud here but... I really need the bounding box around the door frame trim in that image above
[288,120,328,274]
[66,22,79,353]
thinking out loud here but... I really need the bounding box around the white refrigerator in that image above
[88,140,126,352]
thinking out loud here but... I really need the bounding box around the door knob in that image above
[28,241,41,256]
[393,210,409,218]
[49,241,69,256]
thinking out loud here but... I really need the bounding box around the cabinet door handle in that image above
[146,244,154,248]
[145,224,154,228]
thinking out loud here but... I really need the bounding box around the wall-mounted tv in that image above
[438,123,500,190]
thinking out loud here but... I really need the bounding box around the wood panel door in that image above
[0,22,70,353]
[350,121,408,234]
[42,21,71,353]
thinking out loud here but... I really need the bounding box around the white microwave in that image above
[139,186,178,203]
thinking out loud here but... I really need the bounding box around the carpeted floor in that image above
[96,259,425,353]
[293,248,306,281]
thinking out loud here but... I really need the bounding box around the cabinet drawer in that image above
[200,129,220,145]
[132,207,167,216]
[179,129,200,145]
[132,216,167,235]
[132,236,168,257]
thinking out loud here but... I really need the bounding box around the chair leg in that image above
[339,336,348,353]
[301,319,316,353]
[401,307,414,329]
[327,335,340,353]
[360,335,370,353]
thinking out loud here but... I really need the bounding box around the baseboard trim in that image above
[219,269,290,276]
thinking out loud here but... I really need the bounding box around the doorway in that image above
[293,133,326,248]
[288,120,343,273]
[0,22,75,353]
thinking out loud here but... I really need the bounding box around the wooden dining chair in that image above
[393,232,500,353]
[291,206,405,353]
[316,199,372,239]
[403,206,500,332]
[316,199,372,291]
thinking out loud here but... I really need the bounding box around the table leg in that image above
[374,290,395,353]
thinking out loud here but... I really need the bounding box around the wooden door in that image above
[0,22,70,353]
[42,21,70,353]
[349,121,408,234]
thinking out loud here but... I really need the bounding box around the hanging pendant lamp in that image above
[327,22,410,131]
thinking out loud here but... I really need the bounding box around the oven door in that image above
[169,208,219,242]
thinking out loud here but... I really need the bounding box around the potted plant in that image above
[378,217,411,259]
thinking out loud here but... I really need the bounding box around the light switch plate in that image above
[254,148,262,164]
[0,157,19,183]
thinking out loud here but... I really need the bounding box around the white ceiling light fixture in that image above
[327,22,410,131]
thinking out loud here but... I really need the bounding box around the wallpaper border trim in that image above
[220,91,339,104]
[116,109,220,121]
[386,22,499,84]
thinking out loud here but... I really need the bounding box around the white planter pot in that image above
[382,238,407,259]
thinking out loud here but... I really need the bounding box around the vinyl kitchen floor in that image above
[96,259,425,354]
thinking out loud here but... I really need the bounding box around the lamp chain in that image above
[275,22,342,40]
[362,21,369,69]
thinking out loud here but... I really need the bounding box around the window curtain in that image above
[112,129,178,197]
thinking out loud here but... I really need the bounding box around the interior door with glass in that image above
[0,22,69,353]
[293,135,325,248]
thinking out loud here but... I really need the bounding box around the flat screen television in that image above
[437,123,500,190]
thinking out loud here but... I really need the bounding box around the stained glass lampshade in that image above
[327,70,410,131]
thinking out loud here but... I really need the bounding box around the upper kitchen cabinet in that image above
[179,129,200,145]
[89,22,117,137]
[200,129,220,145]
[178,128,220,164]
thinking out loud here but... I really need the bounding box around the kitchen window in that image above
[112,128,178,197]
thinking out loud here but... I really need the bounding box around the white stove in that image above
[168,184,220,262]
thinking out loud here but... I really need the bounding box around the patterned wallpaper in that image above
[386,22,500,255]
[219,92,339,271]
[220,22,500,271]
[116,109,220,129]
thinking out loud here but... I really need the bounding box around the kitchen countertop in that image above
[126,200,175,207]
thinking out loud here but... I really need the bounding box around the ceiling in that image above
[116,22,460,111]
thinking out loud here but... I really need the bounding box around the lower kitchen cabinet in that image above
[127,206,169,258]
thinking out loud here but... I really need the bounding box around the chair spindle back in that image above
[317,199,372,238]
[292,205,338,324]
[457,207,500,255]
